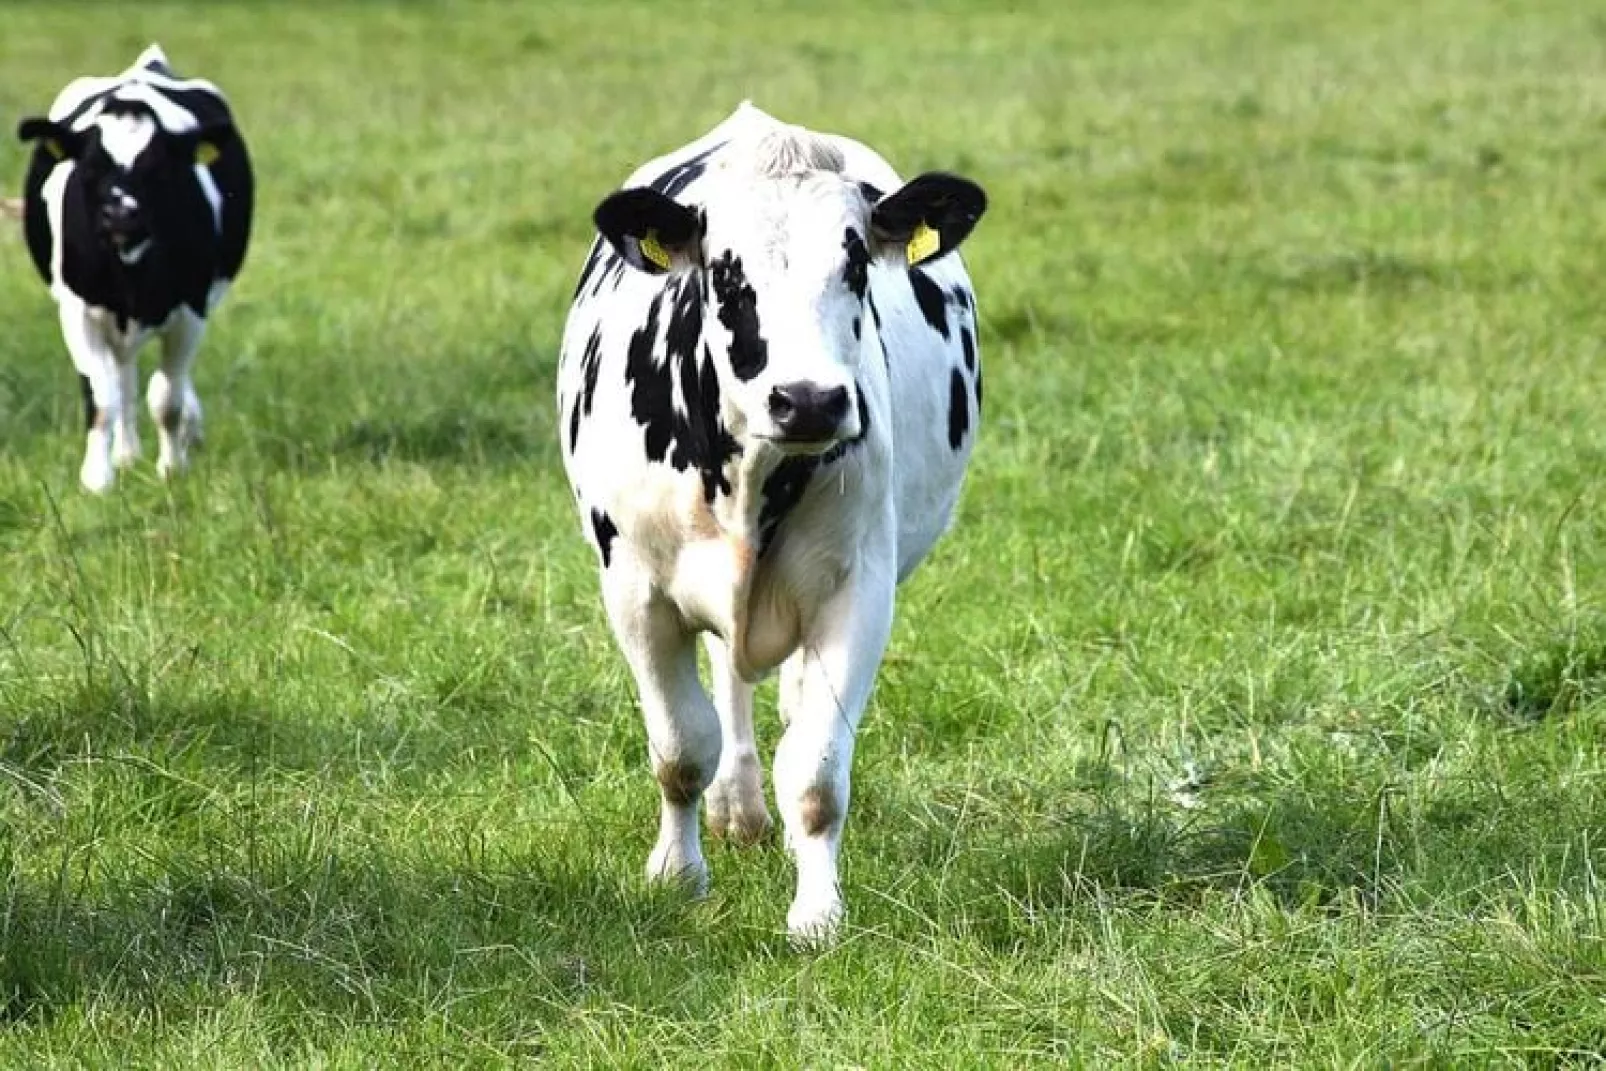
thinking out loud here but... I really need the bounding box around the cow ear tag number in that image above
[906,222,940,265]
[640,230,673,271]
[195,141,221,167]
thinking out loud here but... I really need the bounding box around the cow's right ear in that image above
[16,117,83,161]
[593,187,702,275]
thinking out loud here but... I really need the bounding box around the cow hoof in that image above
[646,848,709,897]
[80,458,115,494]
[786,895,844,947]
[705,775,774,846]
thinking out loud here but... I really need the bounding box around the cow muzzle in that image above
[767,382,852,447]
[98,192,151,261]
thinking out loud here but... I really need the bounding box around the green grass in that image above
[3,0,1606,1064]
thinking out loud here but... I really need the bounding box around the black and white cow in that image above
[15,44,253,491]
[557,103,986,939]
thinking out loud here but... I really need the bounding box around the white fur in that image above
[558,104,982,941]
[50,44,227,134]
[98,112,156,167]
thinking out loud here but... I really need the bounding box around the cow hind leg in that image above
[773,560,895,943]
[149,309,205,478]
[702,635,774,845]
[603,564,722,893]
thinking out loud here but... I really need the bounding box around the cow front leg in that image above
[111,357,142,470]
[602,564,722,892]
[774,557,895,942]
[702,634,773,844]
[59,301,125,493]
[149,309,205,478]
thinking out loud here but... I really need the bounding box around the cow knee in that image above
[146,371,178,424]
[655,757,711,807]
[798,784,841,838]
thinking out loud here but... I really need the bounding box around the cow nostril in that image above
[769,383,851,441]
[768,387,798,424]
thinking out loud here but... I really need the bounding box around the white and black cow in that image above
[557,103,986,939]
[16,44,252,492]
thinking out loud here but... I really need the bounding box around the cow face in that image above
[595,168,986,454]
[17,108,223,266]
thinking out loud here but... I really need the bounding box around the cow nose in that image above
[768,382,850,442]
[100,193,140,229]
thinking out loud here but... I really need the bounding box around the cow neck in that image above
[686,438,790,683]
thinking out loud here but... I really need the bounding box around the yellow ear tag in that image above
[44,138,65,160]
[640,230,672,271]
[195,141,220,166]
[906,222,940,265]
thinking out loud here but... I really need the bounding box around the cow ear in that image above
[870,171,987,268]
[17,117,83,161]
[169,122,233,167]
[593,187,702,275]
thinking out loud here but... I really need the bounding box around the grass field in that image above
[2,0,1606,1064]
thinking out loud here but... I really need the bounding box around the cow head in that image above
[17,105,227,266]
[594,144,985,454]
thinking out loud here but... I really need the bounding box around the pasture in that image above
[2,0,1605,1064]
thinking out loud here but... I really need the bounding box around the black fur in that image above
[590,508,619,567]
[709,251,768,381]
[648,142,724,199]
[842,228,869,302]
[947,368,969,449]
[623,276,740,503]
[908,268,950,340]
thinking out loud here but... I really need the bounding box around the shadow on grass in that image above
[0,669,622,798]
[856,747,1600,954]
[0,842,723,1048]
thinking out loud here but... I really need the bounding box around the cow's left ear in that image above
[593,187,702,275]
[16,117,85,161]
[870,172,987,268]
[168,122,234,167]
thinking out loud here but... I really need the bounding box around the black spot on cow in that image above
[951,285,974,312]
[678,359,740,501]
[758,455,816,554]
[574,238,605,299]
[948,367,969,449]
[857,181,883,204]
[649,142,725,199]
[851,316,861,340]
[974,367,984,410]
[590,508,618,567]
[663,267,702,363]
[842,228,869,301]
[568,325,604,452]
[909,268,950,340]
[588,252,628,299]
[623,275,740,502]
[757,385,871,556]
[960,325,976,373]
[78,374,96,430]
[710,251,768,381]
[625,291,673,459]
